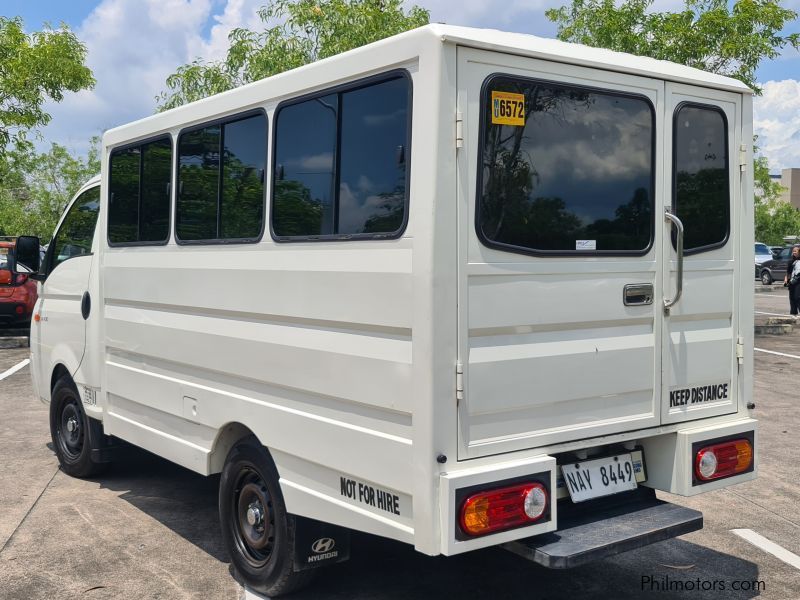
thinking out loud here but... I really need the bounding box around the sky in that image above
[4,0,800,171]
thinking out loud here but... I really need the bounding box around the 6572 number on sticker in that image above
[491,91,525,126]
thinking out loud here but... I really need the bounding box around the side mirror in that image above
[13,236,41,275]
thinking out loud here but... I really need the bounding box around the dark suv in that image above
[757,246,792,285]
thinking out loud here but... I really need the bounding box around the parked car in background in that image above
[757,246,792,285]
[0,239,38,326]
[755,242,773,265]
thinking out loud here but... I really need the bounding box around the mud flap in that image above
[292,516,351,571]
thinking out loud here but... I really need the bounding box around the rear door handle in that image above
[623,284,654,306]
[664,207,685,314]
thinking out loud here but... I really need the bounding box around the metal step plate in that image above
[502,489,703,569]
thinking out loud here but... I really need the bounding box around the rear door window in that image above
[673,104,730,252]
[477,76,655,255]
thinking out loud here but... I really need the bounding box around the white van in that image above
[14,25,756,596]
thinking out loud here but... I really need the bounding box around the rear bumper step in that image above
[502,488,702,569]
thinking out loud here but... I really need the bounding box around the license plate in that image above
[561,453,638,503]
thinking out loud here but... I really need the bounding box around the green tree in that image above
[753,138,798,243]
[0,17,94,155]
[0,138,100,240]
[545,0,799,93]
[755,199,800,244]
[547,0,800,242]
[158,0,429,110]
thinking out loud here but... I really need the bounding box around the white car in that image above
[755,242,773,265]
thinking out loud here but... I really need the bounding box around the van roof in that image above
[104,24,751,147]
[432,24,751,94]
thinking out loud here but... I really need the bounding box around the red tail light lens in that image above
[695,439,753,481]
[459,482,547,536]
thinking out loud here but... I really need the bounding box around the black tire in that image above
[219,438,315,597]
[49,376,108,478]
[761,270,773,285]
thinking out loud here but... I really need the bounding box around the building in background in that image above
[779,169,800,209]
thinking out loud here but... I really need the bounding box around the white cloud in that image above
[754,79,800,171]
[408,0,562,35]
[36,0,265,157]
[193,0,266,62]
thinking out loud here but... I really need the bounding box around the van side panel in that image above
[101,244,415,485]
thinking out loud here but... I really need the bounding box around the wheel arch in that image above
[50,363,72,393]
[208,422,259,474]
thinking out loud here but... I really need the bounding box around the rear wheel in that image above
[761,270,773,285]
[219,437,315,597]
[50,376,108,477]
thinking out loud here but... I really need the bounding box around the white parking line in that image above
[0,359,30,382]
[754,348,800,360]
[731,529,800,570]
[755,311,795,316]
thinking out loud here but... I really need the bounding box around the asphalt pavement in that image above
[0,289,799,599]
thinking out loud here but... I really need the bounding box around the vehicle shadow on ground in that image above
[291,534,762,600]
[88,444,228,563]
[68,446,762,600]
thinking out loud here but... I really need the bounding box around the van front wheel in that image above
[219,438,315,597]
[50,376,107,478]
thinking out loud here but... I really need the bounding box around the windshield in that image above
[755,243,771,256]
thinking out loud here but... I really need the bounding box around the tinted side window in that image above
[273,74,410,239]
[109,138,171,244]
[221,116,267,239]
[477,77,654,254]
[673,105,729,251]
[177,113,266,242]
[51,187,100,271]
[273,94,337,237]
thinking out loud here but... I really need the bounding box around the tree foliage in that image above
[0,17,94,155]
[547,0,800,242]
[753,139,800,244]
[157,0,429,110]
[0,138,100,240]
[546,0,799,93]
[755,198,800,244]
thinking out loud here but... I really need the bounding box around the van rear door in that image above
[456,48,741,460]
[456,48,664,459]
[661,84,741,425]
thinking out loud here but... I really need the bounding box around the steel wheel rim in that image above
[232,466,274,567]
[58,400,84,460]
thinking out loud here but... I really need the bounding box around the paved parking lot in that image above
[1,289,799,599]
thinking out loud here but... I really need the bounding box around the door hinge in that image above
[739,144,747,173]
[736,335,744,366]
[456,362,464,403]
[456,111,464,149]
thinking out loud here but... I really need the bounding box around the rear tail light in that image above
[695,439,753,481]
[14,274,28,285]
[459,482,547,536]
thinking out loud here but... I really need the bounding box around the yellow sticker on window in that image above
[491,91,525,126]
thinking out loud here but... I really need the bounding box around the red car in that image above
[0,239,38,326]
